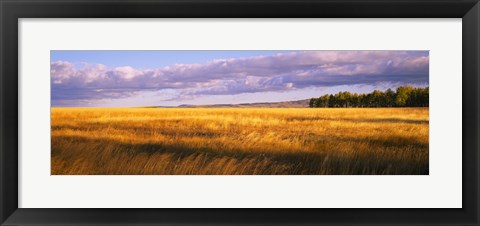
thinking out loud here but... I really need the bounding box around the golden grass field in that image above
[51,108,429,175]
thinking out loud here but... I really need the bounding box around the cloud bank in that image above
[51,51,429,105]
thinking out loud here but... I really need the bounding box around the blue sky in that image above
[51,50,429,107]
[51,50,295,69]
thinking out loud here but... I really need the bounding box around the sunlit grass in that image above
[51,108,429,175]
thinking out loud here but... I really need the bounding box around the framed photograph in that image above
[1,0,478,225]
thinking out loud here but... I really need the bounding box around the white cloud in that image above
[51,51,429,104]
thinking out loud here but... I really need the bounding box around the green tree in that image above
[371,90,385,107]
[308,86,428,108]
[385,88,396,107]
[309,98,316,108]
[395,86,414,107]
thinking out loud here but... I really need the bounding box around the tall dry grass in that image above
[51,108,429,175]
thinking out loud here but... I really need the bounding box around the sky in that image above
[51,50,429,107]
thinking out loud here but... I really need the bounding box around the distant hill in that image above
[155,99,310,108]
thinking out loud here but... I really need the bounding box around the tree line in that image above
[309,86,429,108]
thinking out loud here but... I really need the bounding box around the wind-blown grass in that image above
[51,108,429,175]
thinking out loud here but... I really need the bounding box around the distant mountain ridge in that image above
[154,99,310,108]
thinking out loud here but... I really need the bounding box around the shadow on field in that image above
[345,118,429,125]
[51,134,429,175]
[287,116,428,125]
[321,135,429,150]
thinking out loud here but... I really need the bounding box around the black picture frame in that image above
[1,0,479,225]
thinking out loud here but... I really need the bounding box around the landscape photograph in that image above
[51,50,429,175]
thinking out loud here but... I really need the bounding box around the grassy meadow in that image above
[51,108,429,175]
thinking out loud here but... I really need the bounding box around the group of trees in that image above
[309,86,429,108]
